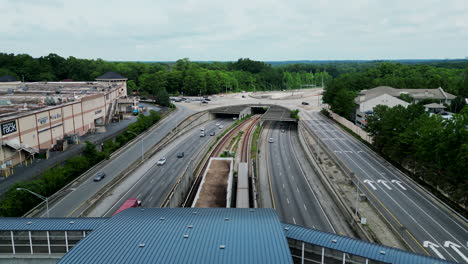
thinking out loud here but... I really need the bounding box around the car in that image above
[242,95,246,98]
[210,131,215,136]
[93,172,106,182]
[218,125,224,129]
[204,98,211,101]
[177,152,184,158]
[200,132,206,137]
[281,129,285,133]
[216,123,220,126]
[202,101,208,104]
[157,157,167,165]
[268,138,274,143]
[233,117,237,120]
[302,102,309,105]
[201,128,205,132]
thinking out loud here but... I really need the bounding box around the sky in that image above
[0,0,467,61]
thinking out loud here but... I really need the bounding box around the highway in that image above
[104,118,233,215]
[265,121,337,233]
[303,111,468,263]
[41,105,195,217]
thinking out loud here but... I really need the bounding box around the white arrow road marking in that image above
[424,241,446,260]
[391,180,407,190]
[334,150,342,153]
[444,241,468,263]
[364,180,377,190]
[377,179,392,190]
[356,150,363,153]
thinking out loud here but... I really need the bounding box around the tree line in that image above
[366,104,467,207]
[323,62,468,119]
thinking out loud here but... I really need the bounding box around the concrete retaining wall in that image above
[325,110,373,144]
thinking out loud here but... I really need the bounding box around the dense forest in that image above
[0,53,330,107]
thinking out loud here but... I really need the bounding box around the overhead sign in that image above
[1,120,17,136]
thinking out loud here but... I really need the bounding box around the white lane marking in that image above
[282,184,285,189]
[363,180,377,190]
[148,196,153,202]
[292,217,296,224]
[377,179,392,190]
[424,241,446,260]
[137,193,141,199]
[391,180,407,190]
[150,179,154,184]
[308,112,462,260]
[286,198,290,204]
[303,204,307,211]
[444,241,468,263]
[296,187,300,193]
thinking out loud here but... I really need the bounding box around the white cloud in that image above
[0,0,467,60]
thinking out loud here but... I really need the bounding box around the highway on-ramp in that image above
[303,111,468,263]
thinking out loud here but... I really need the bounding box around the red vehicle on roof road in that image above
[112,198,142,216]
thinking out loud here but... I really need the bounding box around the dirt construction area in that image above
[194,159,232,208]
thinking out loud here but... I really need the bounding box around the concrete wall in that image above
[328,111,373,144]
[239,107,252,119]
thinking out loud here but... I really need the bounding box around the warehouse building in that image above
[0,72,127,169]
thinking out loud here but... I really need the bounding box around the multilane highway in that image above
[303,111,468,263]
[40,105,195,217]
[104,118,233,215]
[266,121,342,234]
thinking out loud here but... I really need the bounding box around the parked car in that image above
[204,98,211,101]
[202,101,208,104]
[157,157,167,165]
[218,125,224,129]
[93,172,106,182]
[177,152,185,158]
[200,132,206,137]
[268,138,274,143]
[242,95,246,98]
[302,102,309,105]
[210,131,215,136]
[201,128,205,131]
[216,123,220,126]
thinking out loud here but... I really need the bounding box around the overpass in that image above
[209,104,297,122]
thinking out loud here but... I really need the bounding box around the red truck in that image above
[112,198,141,216]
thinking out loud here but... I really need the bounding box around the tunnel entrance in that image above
[251,106,268,114]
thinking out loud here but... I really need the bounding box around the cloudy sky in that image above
[0,0,467,61]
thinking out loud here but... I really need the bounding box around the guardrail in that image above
[24,108,177,217]
[300,118,418,252]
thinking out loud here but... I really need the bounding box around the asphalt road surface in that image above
[303,111,468,263]
[265,121,335,233]
[42,105,195,217]
[104,118,233,216]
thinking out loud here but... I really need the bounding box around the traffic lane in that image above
[45,107,193,217]
[314,113,468,262]
[267,123,298,224]
[305,112,467,262]
[110,119,232,211]
[287,125,336,233]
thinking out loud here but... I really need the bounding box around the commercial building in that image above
[354,86,456,127]
[0,72,127,169]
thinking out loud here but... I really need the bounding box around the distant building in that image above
[0,72,127,169]
[354,86,456,127]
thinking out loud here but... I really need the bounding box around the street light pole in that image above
[16,188,49,217]
[127,131,143,162]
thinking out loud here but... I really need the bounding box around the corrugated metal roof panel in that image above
[282,223,454,264]
[0,217,108,231]
[59,208,292,264]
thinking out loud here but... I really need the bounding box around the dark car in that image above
[202,101,208,104]
[177,152,185,158]
[204,98,211,101]
[210,131,215,136]
[302,102,309,105]
[93,172,106,182]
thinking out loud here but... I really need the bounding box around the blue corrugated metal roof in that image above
[59,208,292,264]
[282,223,455,264]
[0,217,108,231]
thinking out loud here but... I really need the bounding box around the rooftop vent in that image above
[138,243,145,248]
[331,239,337,243]
[219,245,226,249]
[159,217,165,221]
[183,234,189,238]
[69,221,75,225]
[284,227,289,231]
[26,221,32,225]
[224,218,229,221]
[187,225,193,229]
[380,251,386,255]
[192,212,197,214]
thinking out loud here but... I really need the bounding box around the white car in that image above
[219,125,224,129]
[268,138,274,143]
[216,123,220,126]
[201,128,205,132]
[157,157,167,165]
